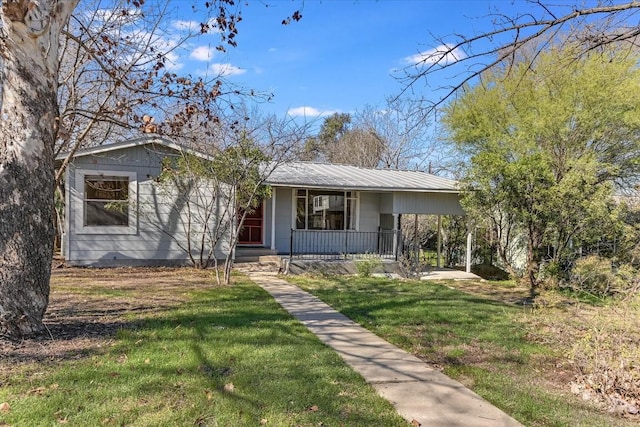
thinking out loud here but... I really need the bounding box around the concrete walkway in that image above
[248,272,523,427]
[372,268,483,281]
[421,268,482,281]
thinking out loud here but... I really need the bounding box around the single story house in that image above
[56,136,471,269]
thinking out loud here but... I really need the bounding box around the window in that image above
[295,189,357,230]
[75,170,137,234]
[84,175,129,226]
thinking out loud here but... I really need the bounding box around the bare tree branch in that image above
[397,1,640,113]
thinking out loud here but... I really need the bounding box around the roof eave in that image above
[54,135,212,163]
[266,182,459,193]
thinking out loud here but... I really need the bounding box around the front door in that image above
[238,201,264,245]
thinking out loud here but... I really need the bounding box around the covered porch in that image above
[258,162,472,273]
[286,215,473,273]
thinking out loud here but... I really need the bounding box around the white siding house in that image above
[57,137,469,269]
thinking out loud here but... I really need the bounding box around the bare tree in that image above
[144,106,310,284]
[146,152,224,270]
[55,0,249,183]
[300,98,447,172]
[51,0,254,256]
[397,1,640,112]
[213,106,310,284]
[355,98,442,171]
[0,0,301,338]
[299,113,373,165]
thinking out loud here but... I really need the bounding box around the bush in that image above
[538,260,566,289]
[354,257,382,277]
[570,255,638,298]
[525,286,640,416]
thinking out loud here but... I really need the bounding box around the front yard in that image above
[1,267,637,426]
[0,268,405,427]
[287,274,640,427]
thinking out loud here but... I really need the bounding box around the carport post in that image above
[466,220,472,273]
[392,214,399,261]
[436,215,442,268]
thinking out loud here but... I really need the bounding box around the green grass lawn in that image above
[0,274,406,427]
[287,275,636,427]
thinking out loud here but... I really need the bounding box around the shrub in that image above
[538,260,565,289]
[570,255,638,298]
[528,285,640,415]
[354,257,383,277]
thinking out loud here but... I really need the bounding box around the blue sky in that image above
[170,0,531,120]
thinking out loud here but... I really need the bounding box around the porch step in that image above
[235,247,277,263]
[257,255,282,264]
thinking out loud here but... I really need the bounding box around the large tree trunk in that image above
[0,1,76,338]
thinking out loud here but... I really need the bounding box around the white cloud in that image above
[190,46,215,61]
[163,52,184,71]
[89,8,141,25]
[404,44,465,66]
[118,28,185,69]
[172,18,221,33]
[171,19,200,32]
[209,63,246,77]
[287,106,338,118]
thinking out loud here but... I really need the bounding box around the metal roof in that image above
[57,138,458,193]
[267,162,459,193]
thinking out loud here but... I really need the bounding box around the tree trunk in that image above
[524,225,543,297]
[0,0,76,338]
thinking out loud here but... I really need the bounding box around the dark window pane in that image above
[84,175,130,227]
[296,197,306,229]
[85,176,129,201]
[308,190,345,230]
[85,201,128,226]
[296,190,357,231]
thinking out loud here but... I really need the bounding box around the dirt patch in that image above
[0,267,220,371]
[524,296,640,418]
[443,279,533,305]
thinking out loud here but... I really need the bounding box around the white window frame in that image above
[75,169,137,235]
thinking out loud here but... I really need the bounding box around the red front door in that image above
[238,201,264,245]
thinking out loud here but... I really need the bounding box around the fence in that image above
[290,229,400,260]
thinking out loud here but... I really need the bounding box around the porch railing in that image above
[290,229,401,260]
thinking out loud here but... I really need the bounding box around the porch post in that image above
[270,188,277,250]
[413,214,419,263]
[436,215,442,268]
[466,220,472,273]
[393,213,399,261]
